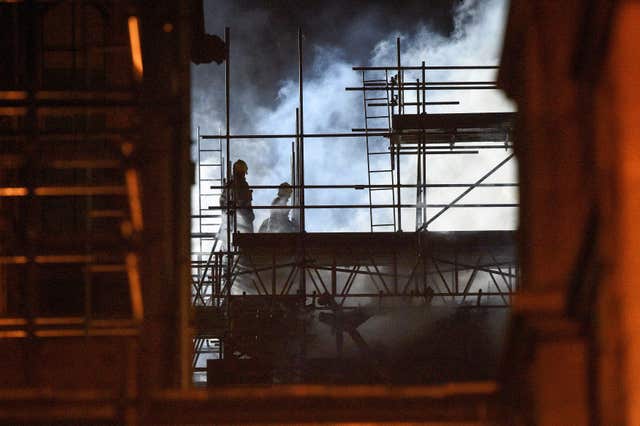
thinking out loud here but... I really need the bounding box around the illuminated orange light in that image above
[198,382,498,400]
[0,91,27,100]
[0,318,27,327]
[35,317,84,326]
[128,16,143,79]
[0,256,28,264]
[0,187,28,196]
[34,186,126,196]
[125,169,144,231]
[126,253,144,320]
[0,331,27,339]
[35,330,84,338]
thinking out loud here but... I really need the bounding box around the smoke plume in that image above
[192,0,516,233]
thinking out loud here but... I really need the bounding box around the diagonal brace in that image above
[419,153,514,230]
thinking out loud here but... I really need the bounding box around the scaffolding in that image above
[190,29,518,385]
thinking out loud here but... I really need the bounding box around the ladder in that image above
[192,129,226,376]
[361,70,396,232]
[192,127,224,305]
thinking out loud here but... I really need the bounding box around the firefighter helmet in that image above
[233,159,248,175]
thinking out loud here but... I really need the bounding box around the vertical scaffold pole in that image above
[291,141,295,203]
[416,130,422,229]
[421,61,427,226]
[298,28,306,302]
[396,37,402,232]
[415,78,421,229]
[224,27,232,301]
[422,130,427,225]
[416,78,420,115]
[421,61,426,114]
[298,28,305,234]
[396,37,402,114]
[295,111,299,217]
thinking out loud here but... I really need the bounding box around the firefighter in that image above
[220,159,254,233]
[259,182,296,232]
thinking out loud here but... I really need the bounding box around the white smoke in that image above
[192,0,516,234]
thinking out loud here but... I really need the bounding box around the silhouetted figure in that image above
[220,159,254,234]
[259,182,297,232]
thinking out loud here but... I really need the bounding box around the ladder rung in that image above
[369,151,389,155]
[200,178,221,181]
[200,149,221,152]
[366,116,388,119]
[365,97,387,101]
[372,224,395,227]
[370,169,392,173]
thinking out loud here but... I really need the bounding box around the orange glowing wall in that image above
[601,2,640,424]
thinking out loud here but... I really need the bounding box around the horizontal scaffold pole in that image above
[208,203,518,210]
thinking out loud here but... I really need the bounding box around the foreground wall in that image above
[0,1,193,423]
[499,1,640,424]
